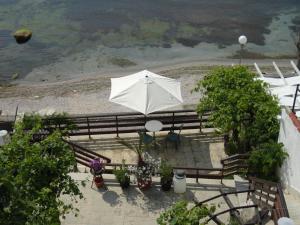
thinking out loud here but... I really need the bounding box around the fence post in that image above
[172,112,175,129]
[196,169,199,183]
[87,117,91,139]
[116,116,119,137]
[199,114,202,133]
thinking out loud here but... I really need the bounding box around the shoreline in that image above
[5,57,298,86]
[0,58,297,116]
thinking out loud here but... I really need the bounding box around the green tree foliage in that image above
[248,141,288,181]
[194,66,280,153]
[23,112,77,135]
[0,116,83,225]
[157,201,215,225]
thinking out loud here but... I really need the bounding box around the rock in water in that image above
[13,29,32,44]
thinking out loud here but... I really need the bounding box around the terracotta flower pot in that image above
[137,178,152,190]
[94,176,104,188]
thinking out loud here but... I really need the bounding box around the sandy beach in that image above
[0,59,297,116]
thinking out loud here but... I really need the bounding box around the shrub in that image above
[0,115,83,225]
[194,66,280,153]
[248,141,288,181]
[157,200,215,225]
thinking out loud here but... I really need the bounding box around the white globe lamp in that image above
[278,217,294,225]
[238,35,247,64]
[238,35,247,45]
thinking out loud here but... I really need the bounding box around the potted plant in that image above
[89,158,105,189]
[136,160,153,190]
[118,138,161,191]
[94,176,104,188]
[160,160,173,191]
[113,160,130,189]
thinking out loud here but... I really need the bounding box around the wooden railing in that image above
[91,162,224,180]
[171,166,223,181]
[0,110,212,137]
[42,110,212,137]
[73,152,249,182]
[248,177,290,225]
[64,140,111,167]
[220,154,249,179]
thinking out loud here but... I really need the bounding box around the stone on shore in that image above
[13,28,32,44]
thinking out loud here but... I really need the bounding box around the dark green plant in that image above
[194,66,280,153]
[23,113,43,130]
[160,160,173,179]
[113,160,130,188]
[157,200,215,225]
[0,115,83,225]
[248,141,288,181]
[23,112,77,136]
[44,112,77,131]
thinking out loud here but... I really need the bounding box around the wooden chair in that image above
[165,124,183,150]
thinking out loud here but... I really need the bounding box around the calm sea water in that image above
[0,0,299,82]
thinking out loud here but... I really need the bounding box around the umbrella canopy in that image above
[109,70,183,115]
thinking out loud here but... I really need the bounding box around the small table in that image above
[145,120,163,146]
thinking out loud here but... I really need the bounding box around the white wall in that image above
[279,109,300,194]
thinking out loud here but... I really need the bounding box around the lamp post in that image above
[238,35,247,65]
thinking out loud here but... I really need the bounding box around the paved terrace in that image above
[62,174,239,225]
[64,130,300,225]
[62,174,300,225]
[69,130,226,168]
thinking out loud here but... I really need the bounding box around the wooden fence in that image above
[0,110,212,137]
[42,110,211,137]
[84,153,249,182]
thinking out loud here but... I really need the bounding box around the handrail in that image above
[248,176,290,225]
[172,166,222,171]
[60,109,199,118]
[64,140,112,163]
[277,183,289,217]
[196,189,255,206]
[220,153,249,163]
[207,205,260,224]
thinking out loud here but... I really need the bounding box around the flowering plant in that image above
[128,152,161,183]
[89,158,104,175]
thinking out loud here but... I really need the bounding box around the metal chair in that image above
[138,131,154,146]
[165,124,183,150]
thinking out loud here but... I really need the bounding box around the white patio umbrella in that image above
[109,70,183,115]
